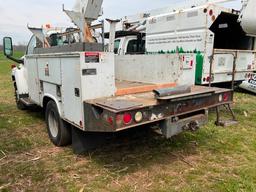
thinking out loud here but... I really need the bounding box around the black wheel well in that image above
[43,97,54,111]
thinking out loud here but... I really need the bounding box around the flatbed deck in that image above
[84,85,233,132]
[88,85,231,113]
[115,80,176,96]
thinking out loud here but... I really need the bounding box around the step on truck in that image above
[2,0,236,153]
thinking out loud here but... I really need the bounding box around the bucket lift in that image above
[63,0,103,42]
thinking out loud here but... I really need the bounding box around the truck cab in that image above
[105,31,145,55]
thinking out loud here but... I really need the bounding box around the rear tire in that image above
[45,100,71,146]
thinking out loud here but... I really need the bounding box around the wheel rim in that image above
[48,110,58,138]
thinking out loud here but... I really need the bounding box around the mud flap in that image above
[160,110,208,139]
[72,127,111,154]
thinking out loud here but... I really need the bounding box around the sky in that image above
[0,0,241,45]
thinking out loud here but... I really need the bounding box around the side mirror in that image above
[3,37,13,57]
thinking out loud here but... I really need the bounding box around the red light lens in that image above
[11,64,16,69]
[123,113,132,124]
[209,10,213,16]
[223,93,229,102]
[107,117,113,125]
[85,52,100,57]
[190,60,194,67]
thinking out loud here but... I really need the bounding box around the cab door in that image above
[25,35,41,105]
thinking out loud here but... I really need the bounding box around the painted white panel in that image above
[14,66,29,95]
[42,82,63,116]
[81,52,116,100]
[115,54,196,86]
[25,57,40,104]
[61,55,83,126]
[213,53,234,73]
[38,58,61,85]
[236,52,255,71]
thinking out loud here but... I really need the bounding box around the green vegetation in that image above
[0,52,256,191]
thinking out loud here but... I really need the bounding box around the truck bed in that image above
[83,85,233,132]
[89,85,229,113]
[115,80,176,96]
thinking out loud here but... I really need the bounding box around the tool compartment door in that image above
[61,55,83,127]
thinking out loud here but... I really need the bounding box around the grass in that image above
[0,51,256,191]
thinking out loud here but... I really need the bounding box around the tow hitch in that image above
[160,110,208,139]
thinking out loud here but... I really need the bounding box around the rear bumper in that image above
[83,88,233,132]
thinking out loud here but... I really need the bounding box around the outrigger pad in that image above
[72,127,111,154]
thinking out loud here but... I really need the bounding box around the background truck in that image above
[113,0,256,86]
[239,73,256,94]
[2,0,236,153]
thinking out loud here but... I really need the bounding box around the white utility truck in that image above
[112,0,256,86]
[3,0,236,153]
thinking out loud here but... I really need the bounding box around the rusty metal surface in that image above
[156,86,216,100]
[89,86,227,112]
[88,86,230,113]
[89,92,157,113]
[96,100,142,111]
[153,85,191,98]
[83,86,234,132]
[116,80,152,89]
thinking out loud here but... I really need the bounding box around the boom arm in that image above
[64,0,103,42]
[120,0,235,32]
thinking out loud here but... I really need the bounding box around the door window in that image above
[114,39,121,54]
[26,35,37,55]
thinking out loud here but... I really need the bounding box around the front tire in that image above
[14,83,26,110]
[45,100,71,146]
[16,100,27,110]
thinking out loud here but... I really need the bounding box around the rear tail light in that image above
[107,117,113,125]
[219,94,223,102]
[123,113,132,124]
[11,64,16,69]
[134,112,143,123]
[79,120,83,127]
[209,9,213,16]
[190,60,194,67]
[223,93,229,102]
